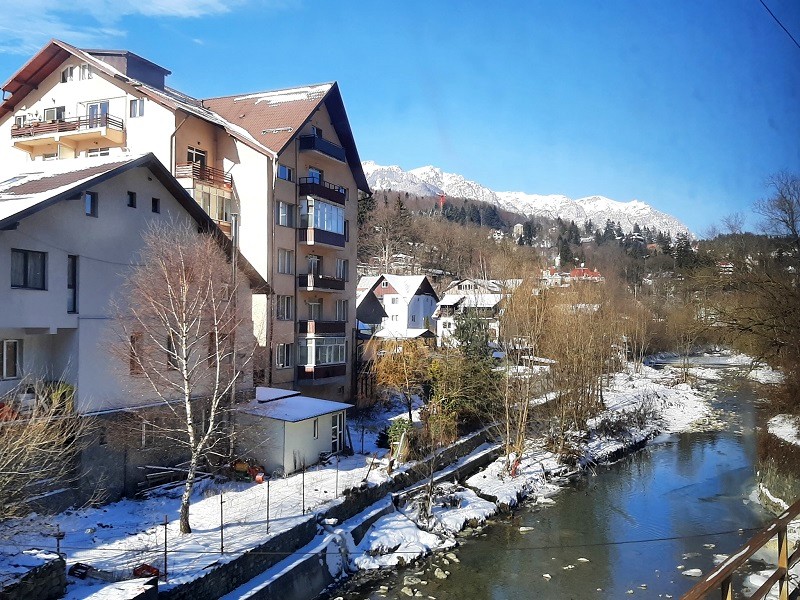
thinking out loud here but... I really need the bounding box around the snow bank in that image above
[353,512,454,569]
[768,414,800,447]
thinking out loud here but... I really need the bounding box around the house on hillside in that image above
[0,39,370,402]
[0,153,268,504]
[370,274,439,336]
[567,267,604,283]
[432,278,519,347]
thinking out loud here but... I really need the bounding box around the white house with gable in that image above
[364,274,439,340]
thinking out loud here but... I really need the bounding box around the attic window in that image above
[79,64,93,80]
[61,66,74,83]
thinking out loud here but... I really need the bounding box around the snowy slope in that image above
[364,161,690,236]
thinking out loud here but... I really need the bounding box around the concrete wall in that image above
[156,429,495,600]
[282,412,345,474]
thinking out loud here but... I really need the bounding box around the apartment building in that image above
[0,40,370,402]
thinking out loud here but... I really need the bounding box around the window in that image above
[11,249,46,290]
[277,248,294,274]
[141,420,157,448]
[67,255,78,313]
[297,337,346,366]
[391,315,399,321]
[43,106,65,121]
[276,295,293,320]
[391,297,399,304]
[299,199,345,234]
[277,164,293,182]
[313,418,319,439]
[86,147,110,158]
[129,98,144,117]
[311,125,323,138]
[129,333,143,375]
[381,281,388,288]
[275,201,295,227]
[42,152,59,161]
[275,343,294,368]
[308,167,323,184]
[60,67,74,83]
[87,101,108,127]
[13,115,25,127]
[84,192,98,217]
[127,191,137,208]
[307,300,322,321]
[187,146,206,168]
[2,340,21,379]
[307,254,321,275]
[335,258,349,281]
[79,64,93,80]
[151,197,161,213]
[336,299,349,322]
[345,219,350,242]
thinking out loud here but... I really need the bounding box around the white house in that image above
[0,153,267,503]
[235,387,350,475]
[432,278,520,347]
[361,274,439,339]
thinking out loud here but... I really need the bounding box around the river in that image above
[332,370,774,599]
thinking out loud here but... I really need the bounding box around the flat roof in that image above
[237,396,352,422]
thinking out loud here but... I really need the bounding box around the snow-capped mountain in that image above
[363,161,690,237]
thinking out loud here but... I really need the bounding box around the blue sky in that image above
[0,0,798,235]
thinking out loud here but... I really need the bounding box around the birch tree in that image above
[116,223,251,534]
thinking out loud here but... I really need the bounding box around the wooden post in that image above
[335,453,339,497]
[219,493,224,554]
[720,575,732,600]
[266,477,270,533]
[302,463,306,514]
[777,527,788,600]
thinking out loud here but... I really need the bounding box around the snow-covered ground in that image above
[768,414,800,447]
[0,353,790,599]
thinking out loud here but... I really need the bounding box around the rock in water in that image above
[682,569,703,577]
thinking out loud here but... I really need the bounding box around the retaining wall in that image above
[0,555,65,600]
[158,429,496,600]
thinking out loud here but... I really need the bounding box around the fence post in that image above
[336,453,339,497]
[163,515,168,583]
[266,477,270,533]
[302,463,306,514]
[220,493,224,554]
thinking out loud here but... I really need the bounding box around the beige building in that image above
[0,39,370,402]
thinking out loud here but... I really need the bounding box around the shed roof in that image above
[237,396,352,422]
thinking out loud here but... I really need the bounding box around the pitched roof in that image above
[203,82,370,193]
[0,153,269,293]
[381,274,438,303]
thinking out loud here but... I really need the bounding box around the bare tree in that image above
[0,380,91,520]
[756,172,800,251]
[369,338,431,422]
[114,223,253,534]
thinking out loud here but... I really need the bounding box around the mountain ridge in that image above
[362,161,691,237]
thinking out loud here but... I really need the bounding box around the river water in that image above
[334,370,774,600]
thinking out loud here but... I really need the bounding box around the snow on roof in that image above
[462,293,503,308]
[381,274,429,302]
[234,84,332,106]
[373,327,435,340]
[0,155,142,223]
[357,275,380,292]
[237,396,351,422]
[255,387,300,402]
[437,294,463,307]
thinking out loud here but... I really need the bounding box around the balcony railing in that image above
[297,363,347,382]
[299,135,346,162]
[175,162,232,188]
[298,227,346,248]
[297,320,347,335]
[10,114,124,139]
[298,274,346,291]
[298,177,347,205]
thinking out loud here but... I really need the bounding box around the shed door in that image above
[331,412,344,453]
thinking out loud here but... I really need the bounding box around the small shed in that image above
[235,387,351,475]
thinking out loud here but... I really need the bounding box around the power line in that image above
[758,0,800,51]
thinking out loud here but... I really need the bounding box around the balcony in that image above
[298,227,346,248]
[298,320,347,335]
[297,363,347,383]
[11,115,125,152]
[298,177,347,206]
[297,274,346,292]
[175,162,232,189]
[299,135,346,162]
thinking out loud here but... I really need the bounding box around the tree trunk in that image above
[179,455,198,534]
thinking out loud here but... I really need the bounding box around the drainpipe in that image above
[268,155,278,385]
[169,114,190,174]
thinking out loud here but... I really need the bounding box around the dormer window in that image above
[61,66,74,83]
[79,64,93,80]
